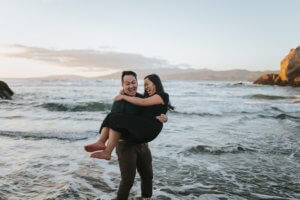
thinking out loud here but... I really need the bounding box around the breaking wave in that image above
[0,115,23,119]
[0,130,94,141]
[170,110,221,117]
[185,144,255,155]
[39,102,112,112]
[292,98,300,103]
[247,94,295,100]
[258,113,300,120]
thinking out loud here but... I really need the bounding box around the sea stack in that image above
[0,80,14,99]
[254,45,300,86]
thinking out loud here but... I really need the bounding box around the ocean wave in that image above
[0,115,23,119]
[247,94,295,100]
[269,106,284,112]
[185,144,254,155]
[267,148,300,157]
[0,130,94,141]
[0,100,13,104]
[170,110,221,117]
[199,194,248,200]
[226,82,247,87]
[0,100,38,106]
[258,113,300,120]
[39,102,112,112]
[292,98,300,103]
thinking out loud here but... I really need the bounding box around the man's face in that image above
[122,75,138,96]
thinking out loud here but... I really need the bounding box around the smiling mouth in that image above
[128,88,136,93]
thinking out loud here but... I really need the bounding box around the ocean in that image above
[0,79,299,200]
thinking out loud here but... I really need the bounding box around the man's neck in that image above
[124,93,137,97]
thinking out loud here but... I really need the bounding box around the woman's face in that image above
[144,78,156,96]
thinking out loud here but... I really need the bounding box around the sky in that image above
[0,0,300,78]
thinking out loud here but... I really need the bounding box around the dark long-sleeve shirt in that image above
[110,93,144,115]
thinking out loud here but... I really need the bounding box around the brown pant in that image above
[116,141,153,200]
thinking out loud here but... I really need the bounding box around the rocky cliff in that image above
[254,45,300,86]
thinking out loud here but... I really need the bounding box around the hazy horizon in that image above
[0,66,278,79]
[0,68,278,81]
[1,0,299,78]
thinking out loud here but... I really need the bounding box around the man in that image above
[85,71,167,200]
[113,71,167,200]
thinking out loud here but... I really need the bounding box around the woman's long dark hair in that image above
[144,74,174,110]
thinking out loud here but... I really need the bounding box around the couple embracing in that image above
[85,71,173,200]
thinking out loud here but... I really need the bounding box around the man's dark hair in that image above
[121,71,137,82]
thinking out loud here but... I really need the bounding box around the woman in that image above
[85,74,173,160]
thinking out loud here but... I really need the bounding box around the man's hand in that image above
[156,114,168,123]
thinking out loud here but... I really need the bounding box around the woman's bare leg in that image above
[90,129,121,160]
[84,127,109,152]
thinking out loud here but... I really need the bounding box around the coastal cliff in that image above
[254,45,300,86]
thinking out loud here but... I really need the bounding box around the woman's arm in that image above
[114,94,164,106]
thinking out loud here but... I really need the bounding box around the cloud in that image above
[3,44,182,71]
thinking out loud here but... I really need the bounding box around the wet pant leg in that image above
[116,142,137,200]
[136,143,153,198]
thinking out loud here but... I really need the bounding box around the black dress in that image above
[99,92,169,143]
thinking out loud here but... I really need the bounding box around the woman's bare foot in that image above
[84,142,106,152]
[90,151,111,160]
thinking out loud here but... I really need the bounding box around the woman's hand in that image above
[114,94,124,101]
[156,114,168,123]
[119,89,125,95]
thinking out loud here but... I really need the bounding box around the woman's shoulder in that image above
[157,92,169,104]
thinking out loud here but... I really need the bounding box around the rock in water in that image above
[253,73,278,85]
[254,45,300,86]
[0,80,14,99]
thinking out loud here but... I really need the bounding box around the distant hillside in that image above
[96,68,277,81]
[12,75,90,80]
[13,68,277,81]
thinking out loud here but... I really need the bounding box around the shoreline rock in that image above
[254,45,300,87]
[0,81,14,99]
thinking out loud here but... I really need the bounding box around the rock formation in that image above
[254,45,300,86]
[0,80,14,99]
